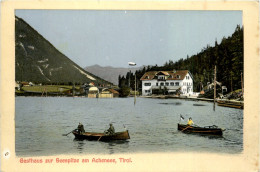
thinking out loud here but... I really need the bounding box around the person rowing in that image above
[187,117,194,126]
[105,123,115,135]
[179,117,194,132]
[77,122,85,135]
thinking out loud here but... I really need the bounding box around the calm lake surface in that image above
[15,97,243,156]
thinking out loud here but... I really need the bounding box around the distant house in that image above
[99,88,113,98]
[89,82,95,86]
[98,88,119,98]
[88,87,99,98]
[15,81,21,90]
[108,89,119,98]
[206,81,222,90]
[20,82,29,87]
[140,70,194,96]
[29,82,34,86]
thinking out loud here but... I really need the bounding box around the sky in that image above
[15,10,242,68]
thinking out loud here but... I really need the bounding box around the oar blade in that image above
[62,130,74,136]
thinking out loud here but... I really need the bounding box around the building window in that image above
[175,82,179,86]
[170,82,174,86]
[158,76,164,80]
[160,82,164,86]
[156,83,158,86]
[177,75,180,79]
[145,90,151,93]
[145,76,149,79]
[165,82,169,86]
[144,83,151,86]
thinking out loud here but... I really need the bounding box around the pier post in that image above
[214,65,216,111]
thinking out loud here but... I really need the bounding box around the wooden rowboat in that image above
[72,130,130,141]
[217,100,243,109]
[178,123,223,136]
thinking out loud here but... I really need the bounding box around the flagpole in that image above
[128,62,137,105]
[214,65,216,111]
[134,74,136,105]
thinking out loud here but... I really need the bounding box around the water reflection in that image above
[159,102,182,105]
[176,130,224,139]
[73,139,85,153]
[193,104,206,106]
[104,140,130,154]
[73,138,130,154]
[107,142,116,154]
[196,134,224,140]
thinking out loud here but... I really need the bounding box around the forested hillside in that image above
[119,25,243,93]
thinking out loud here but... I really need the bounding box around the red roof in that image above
[108,89,119,94]
[140,70,189,81]
[157,71,170,76]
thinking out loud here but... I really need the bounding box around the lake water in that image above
[15,97,243,156]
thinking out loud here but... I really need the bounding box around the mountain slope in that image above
[84,65,142,85]
[15,16,111,85]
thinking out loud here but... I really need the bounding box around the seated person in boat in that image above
[77,123,85,134]
[105,123,115,135]
[187,117,194,126]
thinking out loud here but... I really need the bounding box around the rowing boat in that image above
[178,123,223,136]
[72,130,130,141]
[217,100,243,109]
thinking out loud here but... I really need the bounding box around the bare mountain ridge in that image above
[15,16,111,85]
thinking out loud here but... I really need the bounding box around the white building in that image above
[140,70,193,96]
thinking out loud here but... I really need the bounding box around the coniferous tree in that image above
[118,25,243,93]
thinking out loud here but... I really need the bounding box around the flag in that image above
[180,115,184,121]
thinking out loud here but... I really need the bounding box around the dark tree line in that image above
[119,25,243,93]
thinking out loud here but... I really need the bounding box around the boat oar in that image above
[62,130,75,136]
[97,136,102,141]
[181,125,191,132]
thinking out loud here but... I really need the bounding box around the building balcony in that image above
[151,86,160,89]
[157,79,166,81]
[165,86,181,90]
[151,85,181,90]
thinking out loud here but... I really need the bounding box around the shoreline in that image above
[139,95,244,109]
[15,94,244,109]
